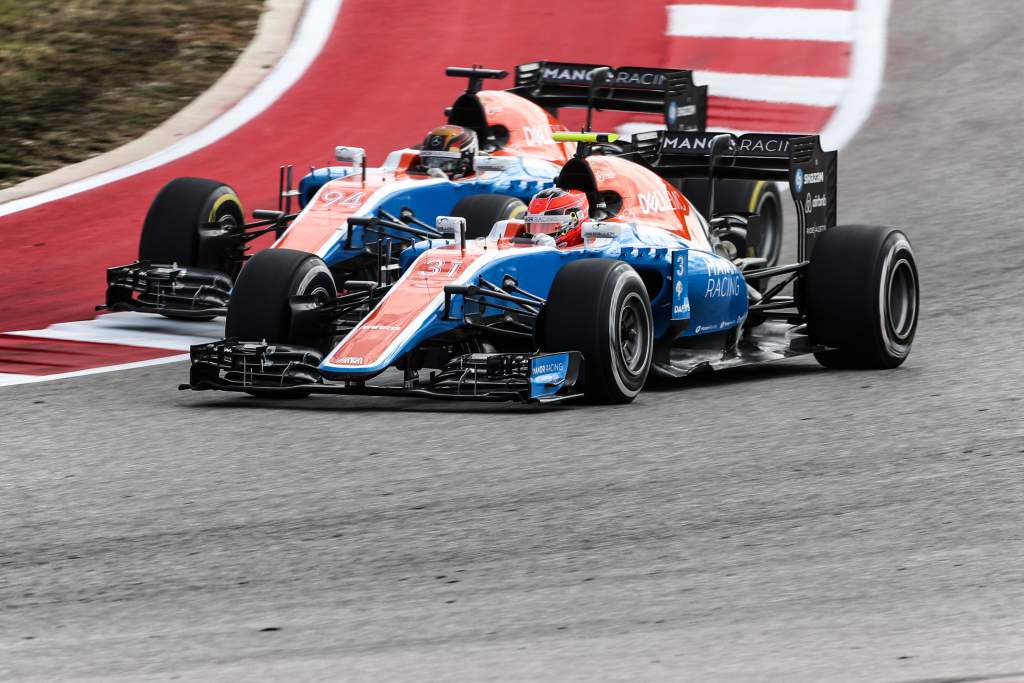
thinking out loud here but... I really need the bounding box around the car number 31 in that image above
[420,259,463,278]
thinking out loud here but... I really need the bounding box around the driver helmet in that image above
[523,188,590,244]
[419,125,478,179]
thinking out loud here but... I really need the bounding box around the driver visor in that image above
[420,150,461,169]
[523,213,573,236]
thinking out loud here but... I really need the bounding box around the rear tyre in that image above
[804,225,919,369]
[541,259,653,404]
[679,179,783,265]
[749,182,783,266]
[451,194,527,239]
[226,248,337,350]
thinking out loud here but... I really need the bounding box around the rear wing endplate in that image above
[632,130,837,260]
[507,61,707,132]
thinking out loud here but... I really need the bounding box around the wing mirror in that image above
[335,145,367,182]
[334,145,365,166]
[581,220,623,248]
[435,215,467,249]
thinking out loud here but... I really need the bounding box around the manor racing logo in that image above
[532,359,567,385]
[705,259,742,298]
[541,66,667,88]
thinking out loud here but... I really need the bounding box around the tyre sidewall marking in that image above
[876,234,916,359]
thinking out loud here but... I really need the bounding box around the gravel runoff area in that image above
[0,0,263,189]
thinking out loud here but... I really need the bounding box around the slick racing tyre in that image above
[451,194,527,239]
[541,259,653,404]
[139,177,244,275]
[804,225,919,369]
[678,179,783,265]
[746,181,783,266]
[226,248,337,353]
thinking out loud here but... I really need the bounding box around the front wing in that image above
[183,339,583,404]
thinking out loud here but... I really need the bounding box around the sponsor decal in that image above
[361,324,401,332]
[806,224,828,234]
[796,168,824,193]
[667,100,677,125]
[671,250,690,319]
[336,356,364,365]
[521,124,553,146]
[613,70,667,88]
[804,170,825,185]
[638,190,673,214]
[804,194,828,214]
[540,66,668,89]
[532,360,566,377]
[530,353,571,399]
[542,66,596,83]
[704,259,743,298]
[737,137,789,155]
[594,169,617,182]
[661,134,712,152]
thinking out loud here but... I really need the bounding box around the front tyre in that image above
[225,248,337,352]
[804,225,919,369]
[139,177,244,274]
[541,259,653,404]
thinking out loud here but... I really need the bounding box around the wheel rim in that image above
[756,191,781,264]
[886,257,917,341]
[617,292,651,374]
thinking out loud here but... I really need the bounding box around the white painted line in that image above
[0,354,189,388]
[0,373,36,387]
[5,312,224,350]
[0,0,344,219]
[668,4,854,42]
[694,70,846,107]
[820,0,892,149]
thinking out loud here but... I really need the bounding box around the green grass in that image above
[0,0,263,188]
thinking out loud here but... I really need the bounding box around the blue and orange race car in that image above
[184,129,919,404]
[100,62,783,321]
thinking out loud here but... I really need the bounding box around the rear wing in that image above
[444,61,708,132]
[507,61,708,131]
[632,130,837,260]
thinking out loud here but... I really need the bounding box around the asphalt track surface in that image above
[2,2,1024,681]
